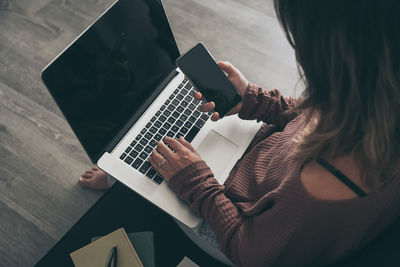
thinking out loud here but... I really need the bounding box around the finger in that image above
[194,91,202,100]
[200,102,215,112]
[150,148,164,162]
[164,137,186,152]
[178,137,197,153]
[156,140,175,160]
[148,154,167,176]
[211,112,220,121]
[217,61,235,76]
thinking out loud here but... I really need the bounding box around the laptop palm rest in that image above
[195,130,239,182]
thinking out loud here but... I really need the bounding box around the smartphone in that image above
[176,43,241,118]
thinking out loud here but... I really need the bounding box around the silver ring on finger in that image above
[158,158,166,167]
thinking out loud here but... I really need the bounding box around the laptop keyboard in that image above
[119,78,211,184]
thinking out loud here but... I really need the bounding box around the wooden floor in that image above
[0,0,299,266]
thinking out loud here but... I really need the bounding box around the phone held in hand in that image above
[176,43,241,118]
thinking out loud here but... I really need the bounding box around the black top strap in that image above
[316,158,367,197]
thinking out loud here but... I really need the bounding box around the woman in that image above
[79,0,400,266]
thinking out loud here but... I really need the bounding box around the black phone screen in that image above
[176,43,241,117]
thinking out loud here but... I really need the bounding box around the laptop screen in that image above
[42,0,180,161]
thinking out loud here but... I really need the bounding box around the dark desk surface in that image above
[35,182,226,267]
[36,182,400,267]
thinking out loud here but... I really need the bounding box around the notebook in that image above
[70,228,143,267]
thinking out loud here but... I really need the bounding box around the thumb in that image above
[179,137,197,153]
[217,61,236,77]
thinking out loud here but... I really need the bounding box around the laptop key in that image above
[181,101,189,107]
[163,110,171,117]
[120,153,127,160]
[139,161,151,174]
[140,128,146,134]
[167,131,174,137]
[160,105,166,111]
[164,122,172,130]
[189,116,196,123]
[201,114,209,121]
[149,139,157,147]
[188,103,196,110]
[185,126,200,143]
[135,134,142,141]
[172,99,179,106]
[132,158,143,169]
[184,121,193,128]
[149,126,157,134]
[135,144,144,152]
[167,117,176,124]
[153,175,164,184]
[139,138,148,146]
[159,128,167,135]
[174,88,179,94]
[176,120,183,127]
[184,82,191,90]
[144,132,153,140]
[184,109,191,116]
[167,105,175,111]
[180,114,188,121]
[180,127,188,134]
[146,168,157,179]
[165,99,171,105]
[150,116,156,122]
[130,140,137,146]
[154,133,162,141]
[178,83,183,89]
[125,146,132,153]
[171,125,179,133]
[159,115,167,122]
[154,121,162,128]
[176,94,184,100]
[169,94,174,100]
[124,156,134,165]
[139,152,148,160]
[172,111,180,118]
[185,95,192,102]
[176,106,184,113]
[144,146,153,154]
[195,119,206,128]
[175,132,184,139]
[129,150,139,158]
[156,110,161,116]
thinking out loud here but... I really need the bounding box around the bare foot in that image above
[78,167,109,190]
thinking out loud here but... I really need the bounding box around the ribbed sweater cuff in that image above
[168,160,214,193]
[238,82,262,120]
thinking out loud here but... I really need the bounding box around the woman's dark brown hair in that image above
[274,0,400,190]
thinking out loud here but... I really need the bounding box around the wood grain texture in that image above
[0,0,299,265]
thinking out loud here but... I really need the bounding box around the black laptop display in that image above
[42,0,180,161]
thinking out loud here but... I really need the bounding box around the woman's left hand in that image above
[148,137,203,181]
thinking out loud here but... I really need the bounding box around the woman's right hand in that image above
[193,61,248,121]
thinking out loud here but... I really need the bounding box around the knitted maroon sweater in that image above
[168,84,400,267]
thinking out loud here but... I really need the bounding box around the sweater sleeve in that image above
[168,161,302,267]
[238,83,300,129]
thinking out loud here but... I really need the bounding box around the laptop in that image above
[42,0,261,227]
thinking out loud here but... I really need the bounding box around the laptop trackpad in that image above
[195,130,239,180]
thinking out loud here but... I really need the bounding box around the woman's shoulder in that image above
[300,156,370,201]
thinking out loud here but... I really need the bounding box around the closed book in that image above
[70,228,143,267]
[92,231,155,267]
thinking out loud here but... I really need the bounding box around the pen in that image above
[105,245,118,267]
